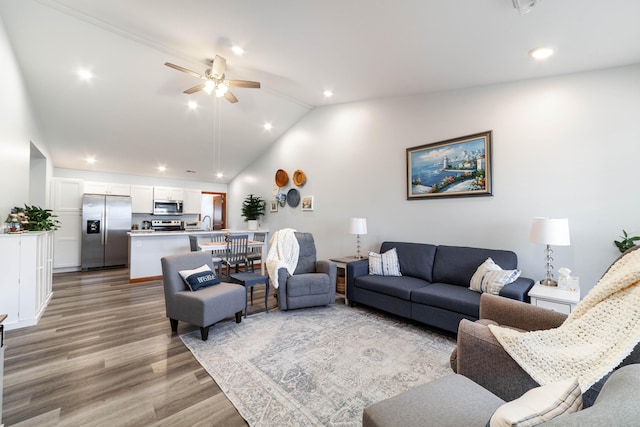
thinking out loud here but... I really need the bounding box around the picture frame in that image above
[406,131,492,200]
[301,196,314,211]
[270,200,278,212]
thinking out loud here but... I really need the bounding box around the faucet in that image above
[202,215,212,231]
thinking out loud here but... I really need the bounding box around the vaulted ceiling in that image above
[1,0,639,183]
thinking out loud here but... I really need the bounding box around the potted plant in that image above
[614,229,639,253]
[241,194,266,231]
[8,205,61,232]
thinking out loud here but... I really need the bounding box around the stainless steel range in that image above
[151,219,183,231]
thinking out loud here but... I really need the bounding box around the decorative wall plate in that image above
[287,188,300,207]
[275,169,289,187]
[293,169,307,187]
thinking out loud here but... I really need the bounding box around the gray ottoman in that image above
[363,374,504,427]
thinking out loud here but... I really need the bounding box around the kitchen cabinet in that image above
[154,186,184,201]
[51,178,83,211]
[183,188,202,214]
[83,181,131,196]
[0,232,53,330]
[131,185,154,213]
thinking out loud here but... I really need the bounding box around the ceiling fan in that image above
[164,55,260,103]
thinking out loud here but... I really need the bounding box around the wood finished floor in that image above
[3,267,279,426]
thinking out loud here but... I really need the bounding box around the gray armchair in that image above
[276,232,337,310]
[161,251,245,340]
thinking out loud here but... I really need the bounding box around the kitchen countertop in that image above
[128,229,268,237]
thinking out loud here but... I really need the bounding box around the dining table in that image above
[198,240,266,275]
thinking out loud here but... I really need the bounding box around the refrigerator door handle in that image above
[103,205,107,246]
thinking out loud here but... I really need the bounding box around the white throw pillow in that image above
[368,248,402,276]
[179,264,220,291]
[489,378,583,427]
[469,257,521,295]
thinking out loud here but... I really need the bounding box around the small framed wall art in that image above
[270,200,278,212]
[406,130,493,200]
[301,196,314,211]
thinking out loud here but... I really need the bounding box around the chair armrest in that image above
[456,319,540,401]
[317,260,338,291]
[479,293,567,331]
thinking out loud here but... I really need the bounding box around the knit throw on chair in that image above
[266,228,299,289]
[489,248,640,392]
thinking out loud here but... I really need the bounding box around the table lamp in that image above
[349,217,367,259]
[529,217,570,286]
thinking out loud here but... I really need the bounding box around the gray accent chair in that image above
[161,251,245,340]
[276,232,337,310]
[363,364,640,427]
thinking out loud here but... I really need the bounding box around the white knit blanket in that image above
[489,248,640,391]
[266,228,299,289]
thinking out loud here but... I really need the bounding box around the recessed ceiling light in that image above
[232,46,245,55]
[528,47,554,60]
[158,166,166,172]
[216,172,224,178]
[188,101,198,110]
[264,122,273,131]
[323,90,334,98]
[78,69,93,80]
[85,156,96,164]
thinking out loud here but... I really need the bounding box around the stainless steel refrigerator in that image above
[81,194,132,269]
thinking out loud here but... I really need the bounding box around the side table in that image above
[330,256,363,305]
[528,283,580,314]
[228,272,269,318]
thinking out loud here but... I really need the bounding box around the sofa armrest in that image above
[346,259,369,301]
[498,277,534,302]
[456,319,540,401]
[479,293,567,331]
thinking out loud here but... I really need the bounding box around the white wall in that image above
[229,64,640,295]
[0,16,51,218]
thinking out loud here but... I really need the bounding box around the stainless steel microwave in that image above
[153,200,183,215]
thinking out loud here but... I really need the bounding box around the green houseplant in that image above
[614,229,639,253]
[12,204,60,231]
[241,194,266,230]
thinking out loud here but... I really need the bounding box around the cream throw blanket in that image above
[489,248,640,392]
[266,228,299,289]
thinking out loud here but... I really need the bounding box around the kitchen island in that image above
[128,230,268,282]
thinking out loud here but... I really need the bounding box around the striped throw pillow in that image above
[470,257,521,295]
[488,378,583,426]
[368,248,402,276]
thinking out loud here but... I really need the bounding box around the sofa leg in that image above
[170,318,178,332]
[200,326,210,341]
[235,311,242,323]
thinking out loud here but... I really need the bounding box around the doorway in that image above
[200,192,226,230]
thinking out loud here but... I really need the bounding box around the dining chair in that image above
[190,234,222,276]
[247,232,266,272]
[222,234,249,279]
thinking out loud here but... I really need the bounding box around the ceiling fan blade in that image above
[164,62,204,79]
[211,55,227,78]
[227,79,261,89]
[183,83,206,94]
[224,90,238,103]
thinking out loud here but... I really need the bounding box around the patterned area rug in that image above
[180,304,456,426]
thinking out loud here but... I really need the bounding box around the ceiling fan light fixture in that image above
[215,83,229,97]
[512,0,540,15]
[204,80,215,94]
[232,46,245,55]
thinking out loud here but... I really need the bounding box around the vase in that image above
[247,220,258,231]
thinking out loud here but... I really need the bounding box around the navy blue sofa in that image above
[346,242,535,333]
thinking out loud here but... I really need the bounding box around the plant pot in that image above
[247,220,258,231]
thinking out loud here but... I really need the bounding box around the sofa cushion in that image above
[470,258,521,295]
[432,245,518,287]
[488,378,582,427]
[380,241,437,282]
[411,282,481,317]
[368,248,402,276]
[354,275,428,300]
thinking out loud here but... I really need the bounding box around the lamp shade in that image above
[529,217,570,246]
[349,217,367,235]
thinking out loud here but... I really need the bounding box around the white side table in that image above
[528,283,580,314]
[330,256,362,305]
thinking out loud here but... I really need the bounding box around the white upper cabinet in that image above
[154,186,184,201]
[83,181,131,196]
[50,178,83,211]
[131,185,154,213]
[183,189,202,214]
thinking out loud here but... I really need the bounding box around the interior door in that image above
[213,194,225,229]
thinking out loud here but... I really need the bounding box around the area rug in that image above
[180,304,456,426]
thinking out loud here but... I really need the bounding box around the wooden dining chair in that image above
[222,234,249,279]
[190,234,222,276]
[247,232,266,272]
